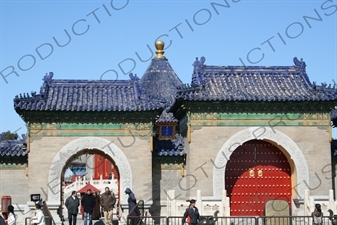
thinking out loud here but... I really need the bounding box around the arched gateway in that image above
[213,127,310,214]
[47,137,132,206]
[226,139,292,216]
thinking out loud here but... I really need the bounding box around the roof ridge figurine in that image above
[293,57,306,72]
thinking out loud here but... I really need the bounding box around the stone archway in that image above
[47,137,132,206]
[213,127,309,199]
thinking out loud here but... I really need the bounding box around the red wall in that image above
[93,154,119,180]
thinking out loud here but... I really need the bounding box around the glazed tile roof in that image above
[158,148,185,156]
[14,52,183,113]
[156,109,179,123]
[139,57,183,106]
[0,136,27,157]
[176,57,337,102]
[155,134,185,156]
[69,164,86,172]
[14,72,165,112]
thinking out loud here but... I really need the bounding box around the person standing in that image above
[5,205,16,225]
[125,188,140,225]
[100,187,116,225]
[30,204,45,225]
[182,200,200,225]
[65,191,80,225]
[80,194,85,220]
[312,203,323,225]
[92,191,101,220]
[81,189,96,225]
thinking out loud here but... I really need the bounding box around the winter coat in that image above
[182,206,200,225]
[92,195,101,220]
[65,195,80,215]
[31,209,45,225]
[100,191,116,211]
[125,188,140,216]
[81,193,96,213]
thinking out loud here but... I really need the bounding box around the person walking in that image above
[100,187,116,225]
[182,200,200,225]
[65,191,80,225]
[30,204,45,225]
[81,189,96,225]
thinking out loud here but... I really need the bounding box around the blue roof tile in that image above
[14,72,165,112]
[0,135,27,157]
[139,57,183,106]
[177,57,337,102]
[156,109,178,123]
[14,46,183,113]
[158,149,186,156]
[155,134,185,157]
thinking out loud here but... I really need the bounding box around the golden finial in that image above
[155,40,165,59]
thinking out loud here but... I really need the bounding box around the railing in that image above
[126,216,167,225]
[42,201,54,225]
[166,216,257,225]
[25,216,52,225]
[24,201,54,225]
[124,215,336,225]
[257,216,331,225]
[63,177,118,195]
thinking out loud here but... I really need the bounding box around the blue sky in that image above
[0,0,336,137]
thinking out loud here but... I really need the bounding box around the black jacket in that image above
[81,194,96,213]
[182,206,200,225]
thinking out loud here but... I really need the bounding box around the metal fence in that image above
[126,215,335,225]
[25,216,52,225]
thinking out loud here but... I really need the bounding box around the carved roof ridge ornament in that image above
[293,57,306,73]
[156,108,178,123]
[171,133,184,150]
[193,56,206,73]
[43,72,54,83]
[129,72,141,102]
[40,72,54,98]
[14,72,53,102]
[192,56,206,86]
[129,73,140,81]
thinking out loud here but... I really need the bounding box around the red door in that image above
[225,140,291,216]
[94,154,119,180]
[93,154,121,219]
